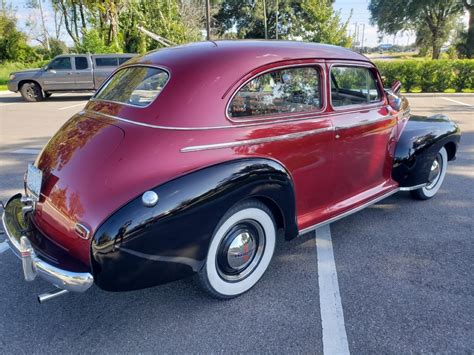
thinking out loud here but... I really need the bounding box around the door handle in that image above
[67,72,73,75]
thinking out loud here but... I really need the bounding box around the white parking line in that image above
[10,148,41,155]
[0,241,9,254]
[58,102,86,111]
[316,224,350,355]
[441,97,473,107]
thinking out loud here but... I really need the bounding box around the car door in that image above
[328,62,397,205]
[227,63,335,229]
[74,56,94,90]
[42,56,74,91]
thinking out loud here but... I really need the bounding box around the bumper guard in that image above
[1,194,93,293]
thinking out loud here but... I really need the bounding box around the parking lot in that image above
[0,92,472,353]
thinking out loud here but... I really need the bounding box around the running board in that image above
[299,188,401,235]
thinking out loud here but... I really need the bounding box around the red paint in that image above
[32,41,401,266]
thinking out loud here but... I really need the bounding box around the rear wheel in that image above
[20,82,43,102]
[197,199,276,299]
[411,147,448,200]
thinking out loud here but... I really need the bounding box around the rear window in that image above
[94,66,169,107]
[95,57,118,67]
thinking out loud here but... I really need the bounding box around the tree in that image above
[462,0,473,58]
[368,0,464,59]
[0,7,32,62]
[298,0,352,47]
[215,0,352,46]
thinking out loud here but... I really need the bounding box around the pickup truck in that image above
[7,53,135,102]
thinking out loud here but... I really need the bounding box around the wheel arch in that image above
[392,114,461,187]
[18,79,43,91]
[91,157,298,292]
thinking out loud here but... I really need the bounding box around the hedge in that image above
[374,59,474,93]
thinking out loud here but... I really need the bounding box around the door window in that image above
[75,57,89,70]
[95,57,118,67]
[229,66,322,118]
[331,66,381,107]
[48,57,72,70]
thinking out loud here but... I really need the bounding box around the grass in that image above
[0,61,46,89]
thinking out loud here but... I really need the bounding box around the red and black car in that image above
[1,41,460,301]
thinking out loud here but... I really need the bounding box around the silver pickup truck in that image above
[8,53,135,102]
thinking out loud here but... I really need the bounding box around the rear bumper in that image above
[1,194,93,292]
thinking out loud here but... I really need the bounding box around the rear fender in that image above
[91,158,297,291]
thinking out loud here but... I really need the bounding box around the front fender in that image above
[91,158,297,291]
[392,114,461,187]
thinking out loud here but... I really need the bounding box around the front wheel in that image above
[197,199,276,299]
[411,147,448,200]
[20,82,43,102]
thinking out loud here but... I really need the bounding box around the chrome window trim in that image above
[91,64,171,109]
[225,63,327,123]
[329,62,384,112]
[180,126,334,152]
[334,112,395,130]
[85,106,393,131]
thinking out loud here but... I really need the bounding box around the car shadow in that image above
[0,94,92,104]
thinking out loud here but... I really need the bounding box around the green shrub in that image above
[374,59,474,93]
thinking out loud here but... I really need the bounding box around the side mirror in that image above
[391,80,401,95]
[386,91,402,111]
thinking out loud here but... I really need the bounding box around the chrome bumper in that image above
[1,194,94,293]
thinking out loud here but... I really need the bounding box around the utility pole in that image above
[205,0,211,41]
[354,22,358,50]
[38,0,50,52]
[361,24,365,53]
[275,0,279,40]
[263,0,268,39]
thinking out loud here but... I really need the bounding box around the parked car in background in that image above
[7,53,136,102]
[1,41,460,302]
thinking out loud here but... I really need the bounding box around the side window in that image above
[95,57,118,67]
[75,57,89,70]
[331,66,381,107]
[229,66,322,118]
[118,57,132,65]
[49,57,72,70]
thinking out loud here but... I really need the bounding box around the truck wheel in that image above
[20,82,43,102]
[197,199,276,299]
[411,147,448,200]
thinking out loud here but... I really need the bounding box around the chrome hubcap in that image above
[216,220,265,282]
[227,231,256,270]
[426,153,443,190]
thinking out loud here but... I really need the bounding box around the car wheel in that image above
[411,147,448,200]
[20,82,43,102]
[197,199,276,299]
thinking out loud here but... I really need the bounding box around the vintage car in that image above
[1,41,461,302]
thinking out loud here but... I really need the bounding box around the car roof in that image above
[130,40,369,67]
[103,41,373,128]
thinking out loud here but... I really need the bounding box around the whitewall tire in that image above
[197,200,276,299]
[411,147,448,200]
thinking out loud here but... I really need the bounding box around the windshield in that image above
[94,66,169,107]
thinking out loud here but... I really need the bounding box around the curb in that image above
[0,91,13,96]
[404,93,474,97]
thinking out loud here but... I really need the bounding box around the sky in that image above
[4,0,446,48]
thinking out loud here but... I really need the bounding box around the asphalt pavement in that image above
[0,92,472,353]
